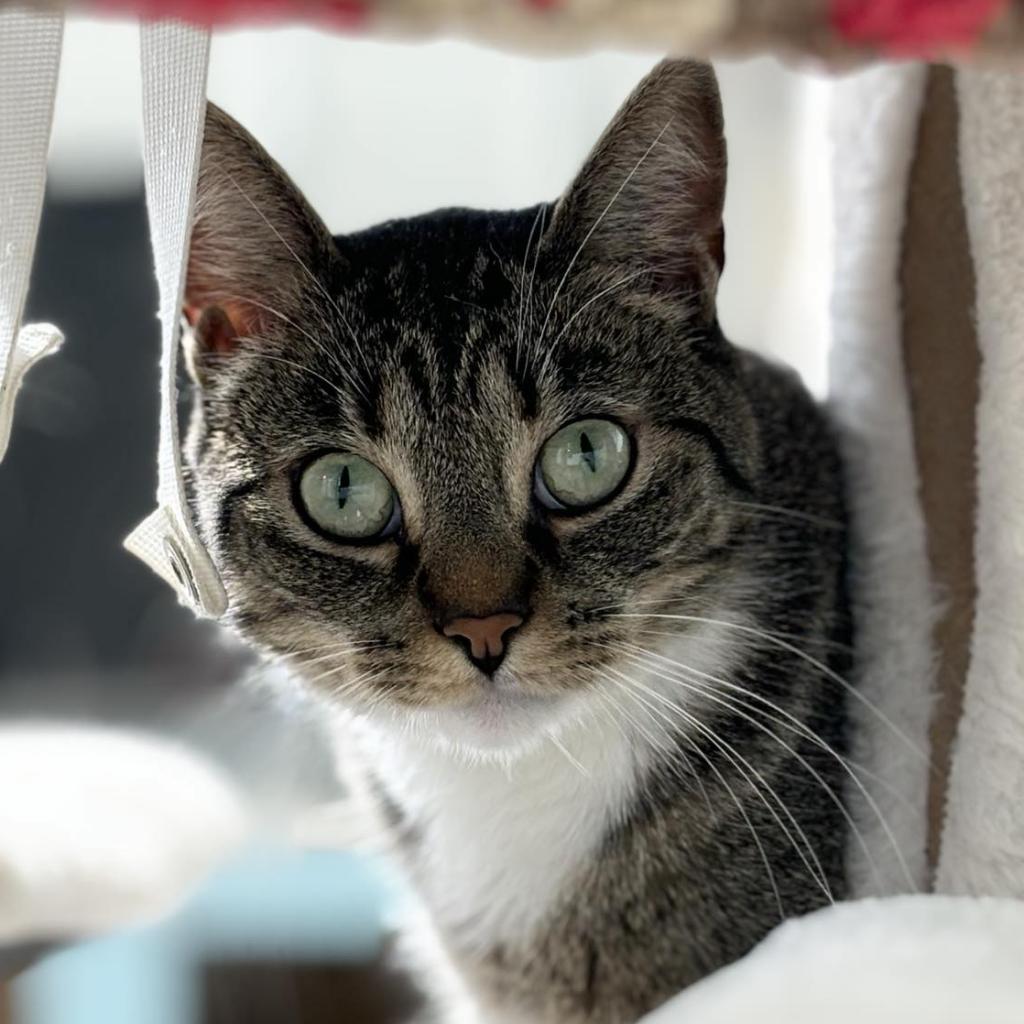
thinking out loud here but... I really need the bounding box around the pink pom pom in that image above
[831,0,1007,56]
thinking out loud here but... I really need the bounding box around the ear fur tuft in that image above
[547,59,727,316]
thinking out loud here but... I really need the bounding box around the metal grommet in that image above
[163,534,200,607]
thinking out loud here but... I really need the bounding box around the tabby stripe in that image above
[667,416,752,494]
[215,477,262,545]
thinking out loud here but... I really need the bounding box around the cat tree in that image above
[2,0,1023,1020]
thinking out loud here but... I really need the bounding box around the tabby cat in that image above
[183,59,850,1024]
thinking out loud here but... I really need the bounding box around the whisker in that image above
[224,293,370,404]
[607,674,786,918]
[612,666,834,903]
[288,643,390,674]
[585,678,676,765]
[586,673,721,809]
[547,733,589,778]
[602,638,918,892]
[635,624,851,657]
[590,679,716,822]
[728,500,844,531]
[516,204,546,376]
[212,347,352,407]
[240,638,386,685]
[618,639,912,807]
[593,599,852,654]
[607,612,927,765]
[214,167,375,392]
[536,267,650,383]
[608,645,885,894]
[534,121,672,364]
[301,661,386,696]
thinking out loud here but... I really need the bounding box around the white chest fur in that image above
[360,707,643,951]
[336,615,742,960]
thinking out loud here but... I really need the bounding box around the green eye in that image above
[298,453,398,541]
[536,418,632,511]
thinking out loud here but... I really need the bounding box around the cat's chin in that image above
[397,683,580,762]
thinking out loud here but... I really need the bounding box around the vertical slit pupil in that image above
[579,431,597,474]
[337,464,351,509]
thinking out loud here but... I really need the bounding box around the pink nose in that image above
[442,612,524,673]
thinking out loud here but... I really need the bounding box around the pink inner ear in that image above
[189,303,244,356]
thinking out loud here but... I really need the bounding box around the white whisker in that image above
[536,267,650,382]
[534,121,672,365]
[547,733,589,778]
[216,347,351,406]
[607,673,786,918]
[728,500,844,531]
[609,645,886,894]
[516,204,546,375]
[608,612,927,764]
[228,293,369,403]
[214,167,374,397]
[605,665,834,904]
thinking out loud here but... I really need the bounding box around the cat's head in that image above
[184,60,759,756]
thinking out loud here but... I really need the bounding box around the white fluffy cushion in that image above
[641,896,1024,1023]
[0,723,247,944]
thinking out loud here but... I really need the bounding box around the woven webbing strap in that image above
[123,22,227,618]
[0,8,65,464]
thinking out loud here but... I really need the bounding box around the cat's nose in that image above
[442,612,524,676]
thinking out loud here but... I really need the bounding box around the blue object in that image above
[14,846,394,1024]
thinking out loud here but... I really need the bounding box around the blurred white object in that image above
[640,896,1024,1024]
[0,724,247,944]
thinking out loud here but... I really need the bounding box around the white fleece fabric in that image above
[0,724,247,943]
[936,70,1024,897]
[828,64,936,896]
[639,896,1024,1023]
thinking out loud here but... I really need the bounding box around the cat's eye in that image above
[535,418,633,511]
[297,453,399,542]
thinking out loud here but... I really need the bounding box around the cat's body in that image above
[340,344,848,1024]
[184,61,850,1023]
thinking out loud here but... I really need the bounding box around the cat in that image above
[182,59,851,1024]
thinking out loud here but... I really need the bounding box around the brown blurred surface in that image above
[900,65,979,880]
[203,955,422,1024]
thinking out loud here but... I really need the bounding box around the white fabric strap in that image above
[0,8,65,464]
[124,23,227,618]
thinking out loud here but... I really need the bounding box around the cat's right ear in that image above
[183,103,338,384]
[545,60,726,320]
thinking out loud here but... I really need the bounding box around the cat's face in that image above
[185,60,760,754]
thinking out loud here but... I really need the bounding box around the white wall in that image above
[47,18,832,391]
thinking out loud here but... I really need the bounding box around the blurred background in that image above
[0,16,833,1023]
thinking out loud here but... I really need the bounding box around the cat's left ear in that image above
[547,59,725,319]
[183,103,339,383]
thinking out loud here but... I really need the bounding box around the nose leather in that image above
[443,612,524,667]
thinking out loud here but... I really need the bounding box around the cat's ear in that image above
[183,103,337,380]
[547,59,725,317]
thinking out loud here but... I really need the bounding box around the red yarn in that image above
[831,0,1007,56]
